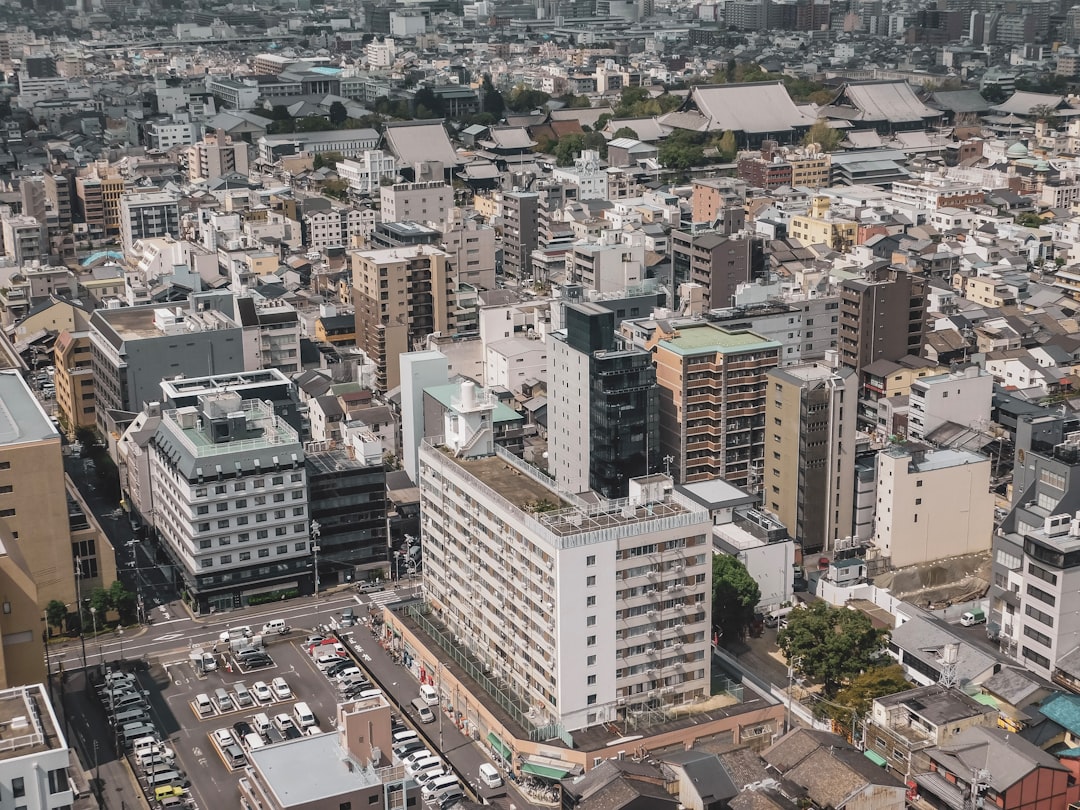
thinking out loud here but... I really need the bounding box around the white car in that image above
[252,681,273,703]
[270,677,291,700]
[219,626,253,644]
[314,654,342,671]
[212,728,235,749]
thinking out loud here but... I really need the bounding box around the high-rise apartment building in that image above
[838,267,928,371]
[187,130,250,183]
[379,181,453,229]
[650,324,780,488]
[549,303,659,498]
[670,231,763,310]
[53,329,96,438]
[420,438,713,732]
[147,392,309,613]
[1,215,45,264]
[689,178,747,230]
[75,171,126,239]
[119,191,182,254]
[501,191,539,280]
[765,363,857,553]
[351,245,453,392]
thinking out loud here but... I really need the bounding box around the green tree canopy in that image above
[713,130,738,162]
[802,120,843,152]
[712,554,761,644]
[109,581,137,625]
[507,84,550,113]
[818,664,911,742]
[46,599,68,634]
[481,74,504,119]
[328,101,348,126]
[777,602,889,695]
[612,126,639,140]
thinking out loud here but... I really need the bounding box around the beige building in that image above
[874,444,994,568]
[766,363,857,554]
[53,329,96,437]
[649,323,780,489]
[689,178,747,229]
[789,197,858,252]
[0,527,44,688]
[379,180,453,229]
[0,372,115,612]
[187,129,250,183]
[351,244,453,391]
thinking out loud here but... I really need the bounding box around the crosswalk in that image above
[366,589,405,607]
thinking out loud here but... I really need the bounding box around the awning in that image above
[864,749,888,767]
[521,762,571,780]
[487,732,512,760]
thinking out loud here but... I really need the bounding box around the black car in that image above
[233,721,254,740]
[240,655,273,670]
[342,684,374,700]
[324,661,354,678]
[284,726,303,740]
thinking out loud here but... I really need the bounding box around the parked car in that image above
[252,682,273,703]
[212,728,236,749]
[271,677,291,700]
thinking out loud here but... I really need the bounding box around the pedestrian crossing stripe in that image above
[367,590,401,606]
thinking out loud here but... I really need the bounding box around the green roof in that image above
[487,732,512,760]
[424,384,524,425]
[864,750,888,767]
[972,693,998,707]
[521,761,571,780]
[659,324,780,356]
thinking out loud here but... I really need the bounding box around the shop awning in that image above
[521,761,572,780]
[864,750,888,767]
[487,732,512,760]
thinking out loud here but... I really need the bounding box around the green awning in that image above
[487,732,512,760]
[864,750,888,767]
[521,762,571,780]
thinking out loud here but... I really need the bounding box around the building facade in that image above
[147,392,310,613]
[765,363,857,553]
[420,441,713,733]
[839,266,928,371]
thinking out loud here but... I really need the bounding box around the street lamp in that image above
[116,626,124,664]
[786,655,804,733]
[89,606,102,668]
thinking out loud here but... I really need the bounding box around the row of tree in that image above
[45,579,138,636]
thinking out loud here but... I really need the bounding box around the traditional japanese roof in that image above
[824,80,942,124]
[660,82,815,134]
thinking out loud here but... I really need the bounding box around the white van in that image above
[419,683,439,706]
[262,619,288,635]
[479,763,503,788]
[406,755,443,777]
[392,729,419,746]
[253,713,271,737]
[293,701,315,730]
[194,694,214,717]
[244,733,265,751]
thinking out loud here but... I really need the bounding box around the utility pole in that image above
[75,557,87,673]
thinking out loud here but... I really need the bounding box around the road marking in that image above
[157,632,185,642]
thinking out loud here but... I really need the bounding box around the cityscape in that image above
[0,0,1080,808]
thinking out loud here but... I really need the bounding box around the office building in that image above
[1,215,45,265]
[119,191,181,254]
[765,363,857,553]
[549,302,659,498]
[0,684,75,807]
[689,179,747,231]
[75,170,126,239]
[502,191,540,279]
[351,245,453,392]
[53,330,96,438]
[306,425,388,584]
[873,444,993,568]
[420,436,713,732]
[89,303,248,439]
[0,372,114,615]
[147,392,309,613]
[337,151,398,195]
[839,267,928,371]
[650,324,780,488]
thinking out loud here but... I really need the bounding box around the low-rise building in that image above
[0,684,76,809]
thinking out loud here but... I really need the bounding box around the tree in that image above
[506,85,550,113]
[714,130,737,162]
[1016,212,1046,228]
[481,74,504,119]
[45,599,68,635]
[328,101,348,126]
[777,602,889,695]
[612,126,639,140]
[87,586,112,629]
[712,554,761,644]
[109,580,137,625]
[817,664,911,742]
[803,120,842,152]
[1029,103,1058,123]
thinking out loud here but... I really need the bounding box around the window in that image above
[1027,583,1056,606]
[587,674,596,685]
[196,505,209,515]
[238,532,250,543]
[274,494,285,503]
[201,559,213,568]
[217,519,230,529]
[586,575,596,586]
[197,522,210,533]
[587,655,596,666]
[215,485,227,495]
[272,475,284,485]
[216,502,228,512]
[220,555,232,564]
[258,548,269,558]
[586,694,597,705]
[257,529,268,539]
[13,776,24,798]
[1028,562,1059,586]
[586,635,596,647]
[239,552,251,561]
[586,595,596,607]
[295,542,307,552]
[1041,469,1066,490]
[586,616,596,626]
[586,555,595,566]
[1023,625,1051,647]
[1022,646,1050,669]
[236,499,247,509]
[47,768,66,794]
[199,539,212,550]
[1025,604,1054,626]
[277,545,288,555]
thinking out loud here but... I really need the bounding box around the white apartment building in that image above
[303,208,373,251]
[484,335,548,392]
[419,439,712,733]
[551,150,608,200]
[145,119,197,151]
[365,37,397,68]
[148,392,310,614]
[1,214,44,264]
[908,365,993,441]
[0,684,75,810]
[205,76,260,110]
[874,445,994,568]
[380,181,453,229]
[337,151,398,195]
